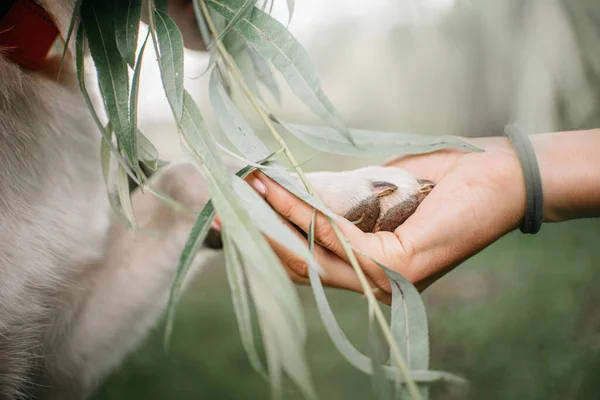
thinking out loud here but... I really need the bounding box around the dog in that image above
[0,0,433,398]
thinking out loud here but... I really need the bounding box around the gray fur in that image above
[0,2,425,398]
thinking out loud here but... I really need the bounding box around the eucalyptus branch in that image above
[199,0,309,183]
[198,1,421,398]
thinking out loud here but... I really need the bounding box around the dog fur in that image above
[0,1,429,398]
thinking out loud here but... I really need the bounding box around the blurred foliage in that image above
[95,0,600,399]
[94,220,600,400]
[300,0,600,138]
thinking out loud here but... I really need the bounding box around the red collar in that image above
[0,0,59,70]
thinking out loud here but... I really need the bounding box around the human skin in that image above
[231,129,600,304]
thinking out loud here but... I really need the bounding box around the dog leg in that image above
[43,162,220,399]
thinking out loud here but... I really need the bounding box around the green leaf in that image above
[229,175,323,276]
[382,266,430,399]
[249,46,281,102]
[285,0,295,25]
[99,127,123,218]
[80,0,137,170]
[368,308,393,400]
[192,0,214,46]
[176,93,314,399]
[100,132,112,192]
[354,248,466,385]
[137,130,160,171]
[208,0,354,143]
[179,90,229,181]
[116,164,136,230]
[115,0,142,67]
[229,174,329,397]
[75,26,137,182]
[211,0,256,46]
[219,180,318,398]
[199,171,313,398]
[385,268,429,372]
[129,31,150,180]
[222,233,266,376]
[76,26,108,140]
[278,122,484,158]
[208,71,346,224]
[154,10,185,122]
[306,237,463,384]
[58,0,82,79]
[174,89,314,393]
[164,199,216,347]
[164,158,277,350]
[225,31,262,98]
[155,0,168,12]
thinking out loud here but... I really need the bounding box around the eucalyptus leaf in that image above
[99,128,122,218]
[164,199,216,347]
[369,308,393,400]
[278,122,484,157]
[116,164,135,230]
[192,0,214,46]
[306,242,463,384]
[225,31,262,98]
[223,234,266,376]
[353,248,466,386]
[211,0,256,46]
[58,0,82,79]
[208,71,346,223]
[80,0,137,169]
[75,26,138,183]
[129,31,150,180]
[175,90,314,397]
[229,175,323,277]
[207,0,354,143]
[198,169,313,398]
[137,130,160,171]
[249,46,281,102]
[164,162,261,350]
[155,0,168,12]
[201,172,304,336]
[285,0,295,25]
[179,91,229,181]
[246,270,317,400]
[383,265,430,399]
[154,10,185,122]
[100,132,112,193]
[115,0,142,67]
[75,27,108,140]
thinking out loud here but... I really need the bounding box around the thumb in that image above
[392,174,516,290]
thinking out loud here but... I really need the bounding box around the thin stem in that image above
[197,0,310,185]
[198,2,421,399]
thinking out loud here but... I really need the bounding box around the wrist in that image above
[530,129,600,222]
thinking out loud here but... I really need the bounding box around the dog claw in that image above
[372,181,398,198]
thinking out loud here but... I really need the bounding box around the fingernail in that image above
[251,176,267,197]
[210,221,221,233]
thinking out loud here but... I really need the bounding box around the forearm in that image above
[531,128,600,222]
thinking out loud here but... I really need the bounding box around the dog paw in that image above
[304,166,434,233]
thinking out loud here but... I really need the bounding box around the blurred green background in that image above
[96,0,600,399]
[94,220,600,400]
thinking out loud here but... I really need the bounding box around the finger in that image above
[254,171,374,258]
[254,171,397,294]
[393,161,525,287]
[266,215,392,304]
[384,149,462,182]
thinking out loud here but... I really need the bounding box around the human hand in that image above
[218,129,599,303]
[245,136,528,303]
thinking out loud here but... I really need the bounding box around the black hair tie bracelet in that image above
[504,124,544,234]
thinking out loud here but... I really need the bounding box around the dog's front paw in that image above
[305,166,434,233]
